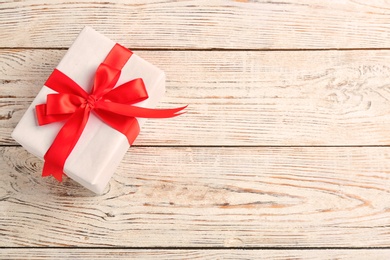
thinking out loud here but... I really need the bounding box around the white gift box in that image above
[12,26,166,194]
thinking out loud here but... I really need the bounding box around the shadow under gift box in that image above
[12,26,166,194]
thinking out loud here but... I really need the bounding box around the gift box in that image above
[12,26,183,194]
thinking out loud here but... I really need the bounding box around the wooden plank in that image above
[2,49,390,146]
[1,146,390,247]
[1,1,390,49]
[1,249,390,259]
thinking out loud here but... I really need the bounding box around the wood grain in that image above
[1,0,390,49]
[2,49,390,146]
[2,146,390,247]
[2,249,390,259]
[3,0,390,255]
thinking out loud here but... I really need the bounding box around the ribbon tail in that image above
[96,103,187,118]
[42,160,64,182]
[43,107,91,182]
[95,109,141,145]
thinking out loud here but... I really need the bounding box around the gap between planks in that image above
[4,47,390,52]
[2,248,390,260]
[2,246,390,250]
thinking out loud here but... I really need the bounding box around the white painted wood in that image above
[2,0,390,255]
[1,146,390,247]
[1,0,390,49]
[2,249,390,260]
[2,49,390,146]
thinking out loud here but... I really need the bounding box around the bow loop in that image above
[35,104,72,125]
[92,63,121,97]
[45,69,89,98]
[46,93,85,115]
[102,78,148,104]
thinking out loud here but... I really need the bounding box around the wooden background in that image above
[1,0,390,258]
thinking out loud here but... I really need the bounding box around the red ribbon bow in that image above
[36,44,185,181]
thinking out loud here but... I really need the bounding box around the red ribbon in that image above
[36,44,185,181]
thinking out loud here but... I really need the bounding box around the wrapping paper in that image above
[12,26,166,194]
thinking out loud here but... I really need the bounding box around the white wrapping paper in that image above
[12,26,166,194]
